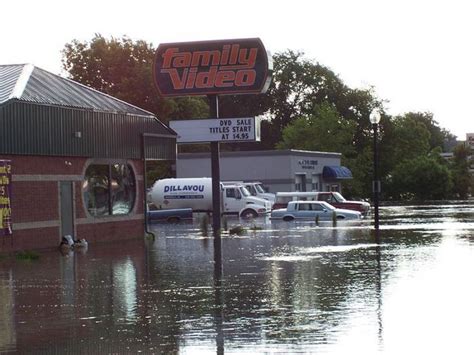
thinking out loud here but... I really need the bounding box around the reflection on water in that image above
[0,202,473,354]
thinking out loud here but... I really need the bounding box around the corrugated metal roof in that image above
[0,64,156,117]
[0,64,24,103]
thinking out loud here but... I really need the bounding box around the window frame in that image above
[83,160,137,217]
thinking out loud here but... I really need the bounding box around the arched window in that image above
[83,163,136,216]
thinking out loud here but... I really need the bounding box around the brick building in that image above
[0,64,175,252]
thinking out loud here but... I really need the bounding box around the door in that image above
[222,187,242,213]
[60,181,74,237]
[295,174,307,192]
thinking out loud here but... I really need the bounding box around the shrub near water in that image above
[222,216,228,231]
[229,225,245,235]
[200,215,209,236]
[15,250,40,261]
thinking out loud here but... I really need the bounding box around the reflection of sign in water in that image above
[0,160,12,236]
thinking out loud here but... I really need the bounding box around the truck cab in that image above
[223,181,275,203]
[242,182,275,203]
[222,183,271,217]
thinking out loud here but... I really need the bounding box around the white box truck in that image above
[150,178,271,218]
[222,181,275,203]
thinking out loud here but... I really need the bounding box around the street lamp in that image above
[370,109,381,230]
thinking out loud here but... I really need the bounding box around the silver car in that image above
[270,200,362,221]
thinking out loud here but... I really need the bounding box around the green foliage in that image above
[200,215,209,236]
[61,34,208,124]
[222,215,228,231]
[450,143,472,199]
[277,101,356,156]
[146,160,174,188]
[15,250,40,261]
[263,51,351,148]
[389,114,431,164]
[389,155,453,200]
[403,112,454,150]
[229,225,245,235]
[145,232,155,241]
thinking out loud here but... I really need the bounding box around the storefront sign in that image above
[298,159,318,170]
[154,38,272,97]
[0,160,12,236]
[170,117,260,143]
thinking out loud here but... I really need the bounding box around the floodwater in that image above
[1,203,473,354]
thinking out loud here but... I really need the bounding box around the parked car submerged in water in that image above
[270,200,362,221]
[273,191,370,216]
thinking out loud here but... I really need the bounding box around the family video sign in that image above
[153,38,272,96]
[170,117,260,143]
[0,160,12,237]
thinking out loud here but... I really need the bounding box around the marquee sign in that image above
[153,38,272,97]
[170,117,260,143]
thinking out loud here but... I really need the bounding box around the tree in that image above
[389,155,452,200]
[450,143,472,199]
[403,112,455,150]
[265,51,351,147]
[61,34,208,123]
[277,102,356,155]
[387,113,431,165]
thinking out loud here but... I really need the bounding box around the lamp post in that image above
[370,109,381,230]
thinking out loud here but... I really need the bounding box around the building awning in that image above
[322,166,353,179]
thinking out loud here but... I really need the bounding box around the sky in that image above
[1,0,473,139]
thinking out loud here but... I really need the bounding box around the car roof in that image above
[276,192,321,197]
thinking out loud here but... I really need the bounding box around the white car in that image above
[270,200,362,221]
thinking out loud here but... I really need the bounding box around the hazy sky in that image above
[2,0,472,139]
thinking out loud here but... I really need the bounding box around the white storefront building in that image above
[176,149,353,193]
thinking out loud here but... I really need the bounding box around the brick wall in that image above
[0,155,145,253]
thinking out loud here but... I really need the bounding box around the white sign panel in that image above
[170,117,260,143]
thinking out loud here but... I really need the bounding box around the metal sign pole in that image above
[209,95,221,237]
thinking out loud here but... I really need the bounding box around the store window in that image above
[83,163,136,216]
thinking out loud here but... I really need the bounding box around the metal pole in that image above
[141,134,155,240]
[373,123,380,230]
[209,95,221,236]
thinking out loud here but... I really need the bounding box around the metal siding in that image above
[0,101,176,160]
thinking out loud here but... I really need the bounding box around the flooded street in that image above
[1,203,473,354]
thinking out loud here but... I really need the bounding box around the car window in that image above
[311,203,324,211]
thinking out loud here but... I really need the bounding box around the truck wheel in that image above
[283,216,294,222]
[167,216,180,223]
[240,209,258,219]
